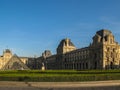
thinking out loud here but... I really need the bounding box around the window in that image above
[104,36,108,41]
[94,53,97,59]
[94,62,97,69]
[113,48,115,52]
[79,63,81,69]
[107,48,110,51]
[86,63,88,69]
[64,58,67,62]
[110,39,113,44]
[83,63,85,69]
[110,62,113,69]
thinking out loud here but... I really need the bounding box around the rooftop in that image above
[96,29,112,37]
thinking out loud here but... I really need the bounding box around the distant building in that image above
[37,29,120,70]
[0,29,120,70]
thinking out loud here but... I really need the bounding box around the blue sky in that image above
[0,0,120,57]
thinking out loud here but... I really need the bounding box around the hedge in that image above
[0,70,119,82]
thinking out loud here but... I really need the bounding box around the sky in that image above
[0,0,120,57]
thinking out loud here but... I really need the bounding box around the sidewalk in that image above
[0,80,119,88]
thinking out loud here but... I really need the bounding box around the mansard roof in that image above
[96,29,112,37]
[2,54,29,70]
[58,38,75,47]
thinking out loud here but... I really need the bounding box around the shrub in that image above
[0,70,119,82]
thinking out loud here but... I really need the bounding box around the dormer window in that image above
[110,39,113,44]
[104,36,108,41]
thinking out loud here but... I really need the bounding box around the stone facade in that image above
[37,29,120,70]
[0,29,120,70]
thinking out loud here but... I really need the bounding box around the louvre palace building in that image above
[0,29,120,70]
[36,29,120,70]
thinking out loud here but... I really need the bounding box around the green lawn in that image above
[0,70,119,82]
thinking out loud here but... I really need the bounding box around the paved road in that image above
[0,80,119,90]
